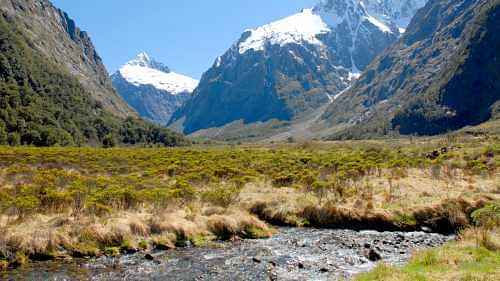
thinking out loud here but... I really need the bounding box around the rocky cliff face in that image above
[0,0,187,147]
[322,0,500,138]
[170,0,425,135]
[112,53,198,125]
[0,0,135,118]
[361,0,427,30]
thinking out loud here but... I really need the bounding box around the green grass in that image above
[357,245,500,281]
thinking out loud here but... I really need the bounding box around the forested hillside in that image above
[0,13,187,147]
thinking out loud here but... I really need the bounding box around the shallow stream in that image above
[4,227,453,281]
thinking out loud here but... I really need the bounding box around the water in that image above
[4,228,453,281]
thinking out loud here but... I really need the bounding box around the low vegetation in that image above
[356,201,500,281]
[0,134,498,271]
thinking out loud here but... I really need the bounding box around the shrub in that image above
[0,260,8,271]
[102,134,116,148]
[170,181,197,204]
[104,247,120,257]
[471,201,500,229]
[151,234,176,250]
[311,180,330,204]
[129,220,150,236]
[201,184,241,208]
[0,123,7,145]
[13,195,40,217]
[271,173,295,187]
[138,240,149,250]
[8,133,21,146]
[86,203,112,217]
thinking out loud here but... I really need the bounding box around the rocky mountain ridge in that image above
[0,0,135,118]
[321,0,500,138]
[169,0,426,135]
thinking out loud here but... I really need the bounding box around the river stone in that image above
[421,226,433,233]
[366,249,382,262]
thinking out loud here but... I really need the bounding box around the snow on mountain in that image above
[238,9,330,54]
[364,14,392,33]
[118,52,198,95]
[238,0,426,56]
[112,53,198,125]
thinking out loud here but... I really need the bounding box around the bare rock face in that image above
[170,0,425,135]
[0,0,135,118]
[322,0,500,138]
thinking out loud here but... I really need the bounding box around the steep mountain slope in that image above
[322,0,500,138]
[0,1,187,147]
[0,0,135,118]
[170,0,426,135]
[112,53,198,125]
[361,0,427,31]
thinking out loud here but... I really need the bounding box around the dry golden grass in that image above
[241,167,498,208]
[207,210,274,240]
[129,219,150,237]
[239,169,498,232]
[0,206,272,268]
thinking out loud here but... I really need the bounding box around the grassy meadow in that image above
[0,134,498,275]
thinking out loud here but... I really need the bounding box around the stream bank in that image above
[4,227,453,281]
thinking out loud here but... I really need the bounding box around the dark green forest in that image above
[0,13,188,147]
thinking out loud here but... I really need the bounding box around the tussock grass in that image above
[0,209,270,269]
[0,137,497,269]
[129,219,150,236]
[249,192,495,233]
[207,211,274,240]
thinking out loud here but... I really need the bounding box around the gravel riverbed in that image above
[5,227,453,281]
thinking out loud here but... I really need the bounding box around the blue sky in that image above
[51,0,317,79]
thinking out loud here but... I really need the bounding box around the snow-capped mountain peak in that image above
[125,52,171,73]
[117,53,198,95]
[316,0,425,29]
[237,0,426,55]
[314,0,366,25]
[238,8,331,54]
